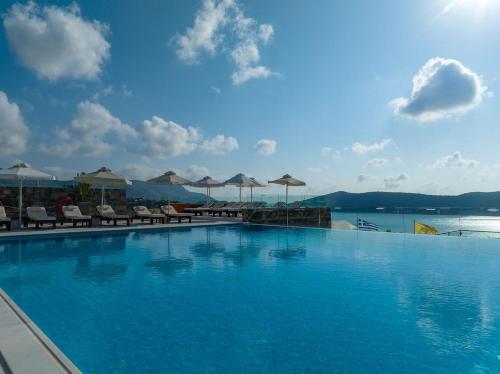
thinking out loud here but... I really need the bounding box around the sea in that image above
[332,212,500,238]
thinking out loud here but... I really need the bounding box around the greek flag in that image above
[357,218,379,232]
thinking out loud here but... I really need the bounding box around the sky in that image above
[1,0,500,197]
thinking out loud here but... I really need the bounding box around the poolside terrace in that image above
[0,214,243,239]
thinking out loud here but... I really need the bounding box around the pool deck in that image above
[0,215,242,373]
[0,289,81,374]
[0,215,242,239]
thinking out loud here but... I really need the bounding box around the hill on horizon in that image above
[125,180,210,203]
[305,191,500,211]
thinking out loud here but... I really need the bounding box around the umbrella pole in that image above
[250,186,253,203]
[101,185,105,207]
[19,179,23,229]
[286,184,289,227]
[168,185,170,207]
[239,185,242,203]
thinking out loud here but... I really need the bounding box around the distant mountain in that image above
[125,180,211,203]
[304,191,500,213]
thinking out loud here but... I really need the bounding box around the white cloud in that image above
[432,151,478,169]
[211,86,221,94]
[258,24,274,44]
[92,86,113,101]
[255,138,276,156]
[0,91,29,156]
[321,146,342,160]
[185,165,210,180]
[43,101,135,157]
[384,173,408,190]
[118,163,162,181]
[3,2,110,81]
[357,174,369,183]
[42,166,76,180]
[366,158,388,167]
[171,0,231,64]
[201,134,239,155]
[352,139,393,154]
[391,58,487,122]
[173,0,276,85]
[139,116,200,158]
[121,84,133,97]
[231,66,272,85]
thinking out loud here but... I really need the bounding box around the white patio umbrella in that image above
[191,176,224,204]
[74,167,131,208]
[249,177,266,203]
[0,162,56,225]
[224,173,259,202]
[268,174,306,226]
[146,171,192,206]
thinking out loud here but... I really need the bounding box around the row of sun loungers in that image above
[132,206,193,224]
[0,204,195,231]
[0,201,280,231]
[185,202,267,217]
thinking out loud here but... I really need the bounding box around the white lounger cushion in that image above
[133,206,151,216]
[161,205,193,216]
[97,205,115,216]
[62,205,91,219]
[0,206,10,221]
[27,207,55,221]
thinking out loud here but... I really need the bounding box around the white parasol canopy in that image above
[224,173,259,202]
[74,167,131,207]
[191,176,224,204]
[146,171,192,205]
[0,162,56,225]
[268,174,306,226]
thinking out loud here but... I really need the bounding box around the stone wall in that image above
[0,186,127,218]
[243,208,331,228]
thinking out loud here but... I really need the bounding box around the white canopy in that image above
[74,167,131,207]
[268,174,306,226]
[146,171,191,186]
[146,171,192,204]
[268,174,306,187]
[0,162,55,181]
[191,176,224,204]
[74,167,131,187]
[224,173,261,202]
[0,163,56,226]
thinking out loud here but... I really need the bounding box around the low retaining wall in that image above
[0,186,127,217]
[243,208,331,228]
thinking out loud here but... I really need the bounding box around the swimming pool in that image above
[0,225,499,373]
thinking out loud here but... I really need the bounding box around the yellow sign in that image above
[414,222,438,235]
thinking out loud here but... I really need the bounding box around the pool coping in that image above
[0,289,81,374]
[0,218,242,242]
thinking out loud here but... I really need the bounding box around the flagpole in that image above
[18,179,23,229]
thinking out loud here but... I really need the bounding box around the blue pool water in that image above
[0,225,499,373]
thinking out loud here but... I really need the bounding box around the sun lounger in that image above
[0,206,11,231]
[185,202,215,216]
[97,205,130,226]
[205,202,228,215]
[132,206,165,224]
[61,205,92,227]
[224,202,248,217]
[212,202,243,217]
[25,207,57,229]
[160,205,193,223]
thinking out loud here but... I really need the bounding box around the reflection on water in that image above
[190,227,226,258]
[145,258,194,276]
[413,278,486,353]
